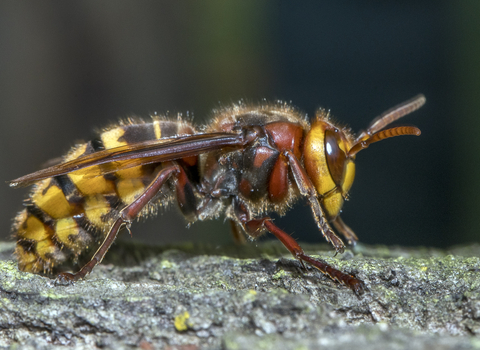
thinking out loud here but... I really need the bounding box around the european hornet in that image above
[9,95,425,294]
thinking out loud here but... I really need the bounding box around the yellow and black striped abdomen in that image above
[14,118,196,274]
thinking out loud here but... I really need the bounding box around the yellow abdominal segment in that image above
[13,118,193,275]
[31,180,74,219]
[84,194,111,228]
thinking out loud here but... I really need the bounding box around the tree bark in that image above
[1,240,480,349]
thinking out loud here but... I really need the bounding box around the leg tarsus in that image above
[55,272,76,286]
[263,219,364,295]
[298,259,307,270]
[296,251,364,295]
[332,216,358,246]
[55,261,96,285]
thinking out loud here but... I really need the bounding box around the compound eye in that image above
[325,129,347,187]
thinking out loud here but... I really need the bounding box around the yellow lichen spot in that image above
[160,259,175,269]
[84,194,111,227]
[55,217,80,249]
[174,311,190,332]
[243,289,258,302]
[272,270,287,280]
[420,266,428,272]
[69,171,115,195]
[32,180,73,219]
[153,119,162,139]
[17,216,50,242]
[101,127,126,149]
[117,178,146,205]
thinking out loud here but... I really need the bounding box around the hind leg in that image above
[56,163,187,283]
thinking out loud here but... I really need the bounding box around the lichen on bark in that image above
[1,240,480,349]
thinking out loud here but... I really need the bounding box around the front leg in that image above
[283,151,346,254]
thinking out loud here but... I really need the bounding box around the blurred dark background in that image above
[0,1,479,248]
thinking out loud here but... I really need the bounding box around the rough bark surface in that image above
[1,240,480,349]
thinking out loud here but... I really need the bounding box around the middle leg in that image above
[232,198,364,295]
